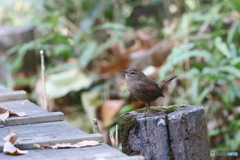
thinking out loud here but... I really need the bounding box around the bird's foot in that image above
[136,111,154,118]
[144,110,154,116]
[136,113,145,118]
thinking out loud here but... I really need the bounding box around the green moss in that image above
[192,132,202,139]
[136,104,187,113]
[202,121,208,128]
[118,113,139,155]
[118,104,187,155]
[168,151,174,160]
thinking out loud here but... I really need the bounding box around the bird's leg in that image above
[144,103,148,116]
[148,102,150,113]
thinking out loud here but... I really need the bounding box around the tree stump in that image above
[119,105,210,160]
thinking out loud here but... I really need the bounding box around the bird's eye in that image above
[131,72,134,74]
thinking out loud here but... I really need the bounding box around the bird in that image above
[121,68,177,115]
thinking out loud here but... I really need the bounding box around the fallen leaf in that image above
[3,141,28,155]
[77,140,100,147]
[4,129,18,144]
[101,100,125,124]
[0,107,28,124]
[40,144,52,149]
[33,143,43,149]
[41,140,100,149]
[0,107,10,124]
[9,111,28,117]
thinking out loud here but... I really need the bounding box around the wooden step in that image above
[0,99,64,126]
[0,143,144,160]
[0,121,103,152]
[0,85,26,102]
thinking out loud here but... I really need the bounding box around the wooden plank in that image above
[0,144,139,160]
[0,121,103,151]
[0,90,26,102]
[0,99,63,125]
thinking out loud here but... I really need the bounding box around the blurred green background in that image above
[0,0,239,157]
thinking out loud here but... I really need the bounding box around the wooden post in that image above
[119,105,210,160]
[0,25,36,84]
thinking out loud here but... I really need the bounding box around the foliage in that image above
[0,0,240,154]
[160,0,240,153]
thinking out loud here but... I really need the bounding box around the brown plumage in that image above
[121,68,177,115]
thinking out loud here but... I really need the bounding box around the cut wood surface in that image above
[119,105,210,160]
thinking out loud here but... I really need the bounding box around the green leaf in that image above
[160,48,210,77]
[214,37,231,58]
[79,41,98,68]
[46,69,92,99]
[197,84,214,104]
[190,78,199,103]
[227,21,239,43]
[228,81,240,98]
[80,0,108,32]
[185,0,196,10]
[81,91,101,121]
[8,41,35,72]
[218,66,240,78]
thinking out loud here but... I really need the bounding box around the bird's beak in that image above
[120,70,128,73]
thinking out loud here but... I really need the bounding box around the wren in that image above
[121,68,177,115]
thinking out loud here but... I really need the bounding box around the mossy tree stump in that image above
[119,105,210,160]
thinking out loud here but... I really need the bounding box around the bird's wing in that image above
[136,81,164,97]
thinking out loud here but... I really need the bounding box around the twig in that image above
[109,131,115,148]
[115,124,118,148]
[40,50,48,111]
[93,119,100,133]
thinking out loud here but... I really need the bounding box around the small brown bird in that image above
[121,68,177,115]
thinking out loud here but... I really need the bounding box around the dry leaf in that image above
[41,140,100,149]
[3,129,28,155]
[40,144,52,149]
[9,111,28,117]
[4,129,18,144]
[0,107,27,124]
[33,143,43,149]
[77,140,100,147]
[3,141,28,155]
[101,100,125,124]
[0,107,10,124]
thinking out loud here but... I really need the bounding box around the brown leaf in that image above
[4,129,18,144]
[0,107,7,114]
[0,107,10,124]
[3,141,28,155]
[101,100,125,124]
[40,144,52,149]
[9,111,28,117]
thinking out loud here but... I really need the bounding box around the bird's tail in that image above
[158,75,177,89]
